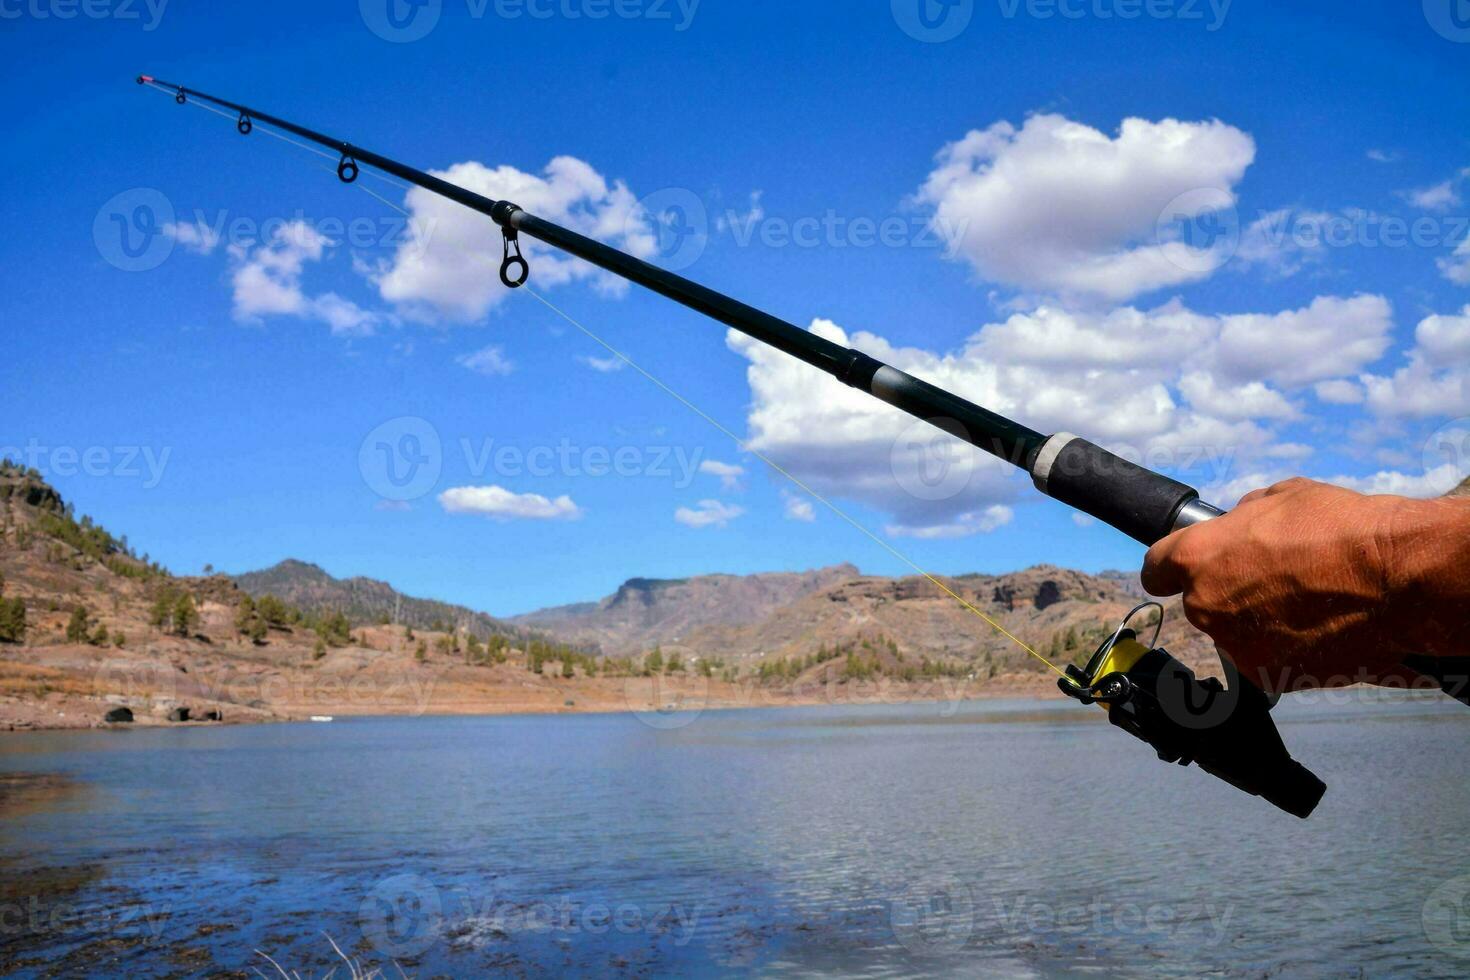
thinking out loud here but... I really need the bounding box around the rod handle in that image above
[1030,434,1201,546]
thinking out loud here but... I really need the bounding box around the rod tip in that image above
[135,74,153,84]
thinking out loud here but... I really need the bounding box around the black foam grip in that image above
[1043,438,1198,546]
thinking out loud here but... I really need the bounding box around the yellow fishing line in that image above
[520,287,1066,678]
[157,82,1064,678]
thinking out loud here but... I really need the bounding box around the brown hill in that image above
[0,460,1223,731]
[512,564,861,655]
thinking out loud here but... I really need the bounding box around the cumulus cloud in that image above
[781,490,816,522]
[579,354,627,372]
[1314,379,1365,405]
[916,113,1255,302]
[1327,464,1465,499]
[730,297,1389,537]
[698,460,745,490]
[439,485,583,520]
[1439,237,1470,286]
[164,218,221,255]
[227,222,380,336]
[674,499,744,529]
[369,156,656,321]
[1407,168,1469,211]
[1360,305,1470,419]
[457,344,515,377]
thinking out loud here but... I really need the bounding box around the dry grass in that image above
[254,934,409,980]
[0,661,96,698]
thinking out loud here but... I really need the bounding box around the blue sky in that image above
[2,0,1468,615]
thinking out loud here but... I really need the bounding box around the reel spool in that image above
[1059,603,1327,819]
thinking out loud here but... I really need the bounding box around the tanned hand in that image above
[1140,477,1470,693]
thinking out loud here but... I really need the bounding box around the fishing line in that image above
[517,286,1067,677]
[138,78,1063,676]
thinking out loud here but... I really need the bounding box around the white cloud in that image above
[579,354,627,372]
[1361,305,1470,419]
[1176,372,1296,421]
[1366,149,1400,164]
[729,297,1387,537]
[227,222,380,336]
[1314,379,1365,405]
[457,344,515,376]
[439,485,583,520]
[781,490,816,522]
[916,113,1255,302]
[674,499,744,529]
[698,460,745,490]
[1407,169,1469,211]
[164,219,221,255]
[1439,238,1470,286]
[886,505,1013,540]
[370,156,656,321]
[1327,464,1464,499]
[1212,294,1394,387]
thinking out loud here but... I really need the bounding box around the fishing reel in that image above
[1058,603,1327,819]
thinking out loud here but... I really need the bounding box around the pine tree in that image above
[172,594,199,637]
[66,606,90,644]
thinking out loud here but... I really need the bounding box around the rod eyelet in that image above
[237,113,252,136]
[175,89,186,105]
[337,155,358,184]
[500,227,529,288]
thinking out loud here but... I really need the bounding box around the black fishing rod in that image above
[133,75,1468,818]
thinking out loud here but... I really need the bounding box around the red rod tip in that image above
[136,74,154,84]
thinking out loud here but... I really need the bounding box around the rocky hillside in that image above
[235,559,535,644]
[512,564,861,655]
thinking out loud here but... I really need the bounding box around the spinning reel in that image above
[1058,603,1327,818]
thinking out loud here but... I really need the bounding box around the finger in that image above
[1140,532,1188,597]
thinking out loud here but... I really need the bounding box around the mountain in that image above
[518,561,1217,677]
[234,559,533,643]
[0,459,1226,732]
[512,564,861,655]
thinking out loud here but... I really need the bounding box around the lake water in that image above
[2,693,1470,977]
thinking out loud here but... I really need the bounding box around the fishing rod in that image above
[133,75,1464,818]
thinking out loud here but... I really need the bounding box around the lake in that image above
[2,693,1469,977]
